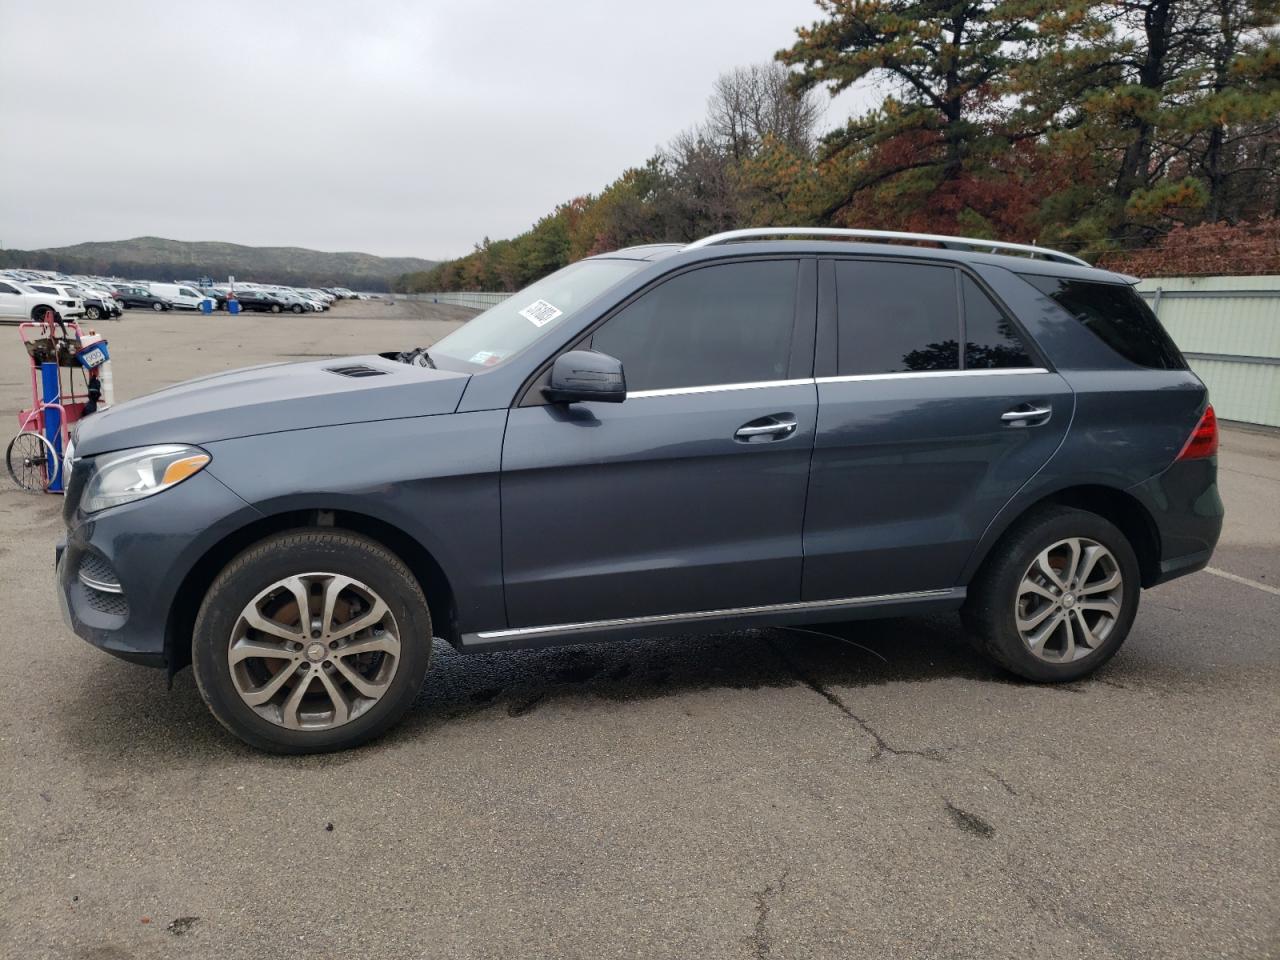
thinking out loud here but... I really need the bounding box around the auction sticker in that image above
[518,299,563,327]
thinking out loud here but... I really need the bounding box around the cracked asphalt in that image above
[1,302,1277,959]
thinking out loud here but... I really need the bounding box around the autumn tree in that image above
[706,62,823,160]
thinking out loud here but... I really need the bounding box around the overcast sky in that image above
[0,0,874,260]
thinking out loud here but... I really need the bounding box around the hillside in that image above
[0,237,437,291]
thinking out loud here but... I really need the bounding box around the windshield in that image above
[429,259,641,369]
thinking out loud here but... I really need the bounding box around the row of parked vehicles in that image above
[0,268,366,322]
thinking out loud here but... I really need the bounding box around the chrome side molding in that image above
[468,587,959,643]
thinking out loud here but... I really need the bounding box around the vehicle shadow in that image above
[395,614,1005,737]
[55,614,1009,767]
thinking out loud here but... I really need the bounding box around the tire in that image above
[960,506,1140,682]
[6,430,58,492]
[85,305,101,321]
[271,304,282,314]
[30,306,60,323]
[152,302,164,311]
[192,530,432,753]
[291,304,304,314]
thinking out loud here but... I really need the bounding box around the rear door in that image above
[500,258,817,629]
[0,281,23,318]
[802,258,1074,600]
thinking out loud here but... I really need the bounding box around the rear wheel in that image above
[192,530,432,753]
[961,506,1139,682]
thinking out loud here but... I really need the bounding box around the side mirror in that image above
[542,350,626,404]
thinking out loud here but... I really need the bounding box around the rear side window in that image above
[591,260,797,392]
[835,261,959,374]
[962,275,1033,369]
[1021,275,1185,370]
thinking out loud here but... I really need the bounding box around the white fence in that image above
[1136,276,1279,428]
[407,276,1280,428]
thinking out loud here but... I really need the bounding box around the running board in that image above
[459,587,964,651]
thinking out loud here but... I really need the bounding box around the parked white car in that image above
[150,282,213,310]
[0,279,85,321]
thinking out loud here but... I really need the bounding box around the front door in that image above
[500,258,817,629]
[802,258,1073,600]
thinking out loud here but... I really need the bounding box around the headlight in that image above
[81,444,210,514]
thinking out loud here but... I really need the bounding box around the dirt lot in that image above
[1,300,1277,959]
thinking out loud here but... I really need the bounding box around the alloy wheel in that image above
[1014,537,1123,663]
[228,573,401,730]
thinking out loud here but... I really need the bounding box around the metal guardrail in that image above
[399,292,510,310]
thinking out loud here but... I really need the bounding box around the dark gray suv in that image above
[56,228,1223,753]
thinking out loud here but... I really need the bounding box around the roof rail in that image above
[683,227,1090,267]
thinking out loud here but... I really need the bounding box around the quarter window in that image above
[962,275,1033,369]
[1021,275,1185,370]
[835,261,959,374]
[591,260,798,392]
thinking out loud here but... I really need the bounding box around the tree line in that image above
[397,0,1279,292]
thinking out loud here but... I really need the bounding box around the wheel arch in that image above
[165,508,458,673]
[965,484,1162,589]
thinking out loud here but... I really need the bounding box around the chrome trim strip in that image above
[628,378,812,399]
[683,227,1090,267]
[816,368,1047,384]
[627,369,1048,398]
[473,588,956,641]
[78,570,123,594]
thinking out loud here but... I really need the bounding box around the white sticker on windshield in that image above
[518,299,563,327]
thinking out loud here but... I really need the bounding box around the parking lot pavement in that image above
[1,305,1276,959]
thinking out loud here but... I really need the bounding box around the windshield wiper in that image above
[393,346,435,368]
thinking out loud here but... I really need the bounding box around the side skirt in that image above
[458,587,966,653]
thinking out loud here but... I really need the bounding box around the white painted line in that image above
[1204,567,1280,597]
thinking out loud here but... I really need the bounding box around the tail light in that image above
[1176,404,1218,461]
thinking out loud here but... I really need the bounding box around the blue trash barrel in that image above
[227,300,241,315]
[200,298,213,315]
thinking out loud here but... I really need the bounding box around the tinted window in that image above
[835,261,959,374]
[1021,275,1185,370]
[0,282,17,294]
[962,275,1033,369]
[591,260,797,392]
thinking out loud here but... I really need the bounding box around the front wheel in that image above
[291,304,304,314]
[152,302,164,311]
[270,304,282,314]
[961,506,1140,682]
[192,530,432,753]
[85,305,101,321]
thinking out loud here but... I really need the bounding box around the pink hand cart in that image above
[8,310,105,493]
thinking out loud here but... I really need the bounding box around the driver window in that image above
[590,260,797,393]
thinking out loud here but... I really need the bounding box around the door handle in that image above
[1001,404,1052,424]
[735,416,798,441]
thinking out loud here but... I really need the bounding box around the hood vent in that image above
[325,364,387,378]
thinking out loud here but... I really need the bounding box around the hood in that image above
[74,355,470,456]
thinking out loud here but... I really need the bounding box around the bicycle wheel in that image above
[6,431,60,492]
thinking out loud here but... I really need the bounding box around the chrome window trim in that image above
[625,368,1048,399]
[473,588,956,641]
[815,367,1048,384]
[627,378,813,400]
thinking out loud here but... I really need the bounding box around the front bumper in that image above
[55,467,262,668]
